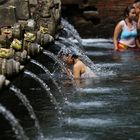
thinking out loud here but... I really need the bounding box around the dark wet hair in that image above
[134,0,140,3]
[58,49,70,57]
[71,54,79,59]
[123,4,135,18]
[68,50,79,59]
[59,49,78,56]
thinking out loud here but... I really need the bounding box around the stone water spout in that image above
[24,42,43,56]
[0,75,10,90]
[36,31,54,46]
[0,58,24,77]
[13,50,29,63]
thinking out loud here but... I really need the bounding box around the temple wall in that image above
[61,0,134,38]
[0,0,61,90]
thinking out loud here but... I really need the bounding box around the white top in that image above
[119,20,137,48]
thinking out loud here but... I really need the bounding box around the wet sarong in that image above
[117,42,128,51]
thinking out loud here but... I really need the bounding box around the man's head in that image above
[133,0,140,14]
[134,0,140,2]
[63,51,79,64]
[65,53,79,64]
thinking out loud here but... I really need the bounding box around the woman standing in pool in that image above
[113,4,140,51]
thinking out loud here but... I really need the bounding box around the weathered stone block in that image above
[0,6,17,27]
[29,0,38,5]
[14,0,30,20]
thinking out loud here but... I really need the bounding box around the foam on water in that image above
[81,38,113,48]
[46,136,89,140]
[64,118,114,127]
[96,63,122,68]
[96,70,117,77]
[82,38,112,43]
[78,87,119,94]
[86,51,110,56]
[65,101,107,108]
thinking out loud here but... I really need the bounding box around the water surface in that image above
[1,39,140,140]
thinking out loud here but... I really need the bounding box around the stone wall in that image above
[61,0,134,38]
[0,0,62,90]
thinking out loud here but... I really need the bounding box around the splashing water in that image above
[10,85,44,140]
[43,50,68,74]
[43,50,77,90]
[58,37,100,72]
[0,104,29,140]
[30,59,68,103]
[30,59,62,93]
[61,18,82,46]
[24,70,63,118]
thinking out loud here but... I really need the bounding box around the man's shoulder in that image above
[74,61,83,68]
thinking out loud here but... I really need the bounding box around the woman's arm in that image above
[136,37,140,48]
[137,14,140,29]
[113,22,123,51]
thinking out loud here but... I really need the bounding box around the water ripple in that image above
[96,63,122,68]
[46,136,88,140]
[78,87,120,94]
[64,118,114,127]
[65,101,107,109]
